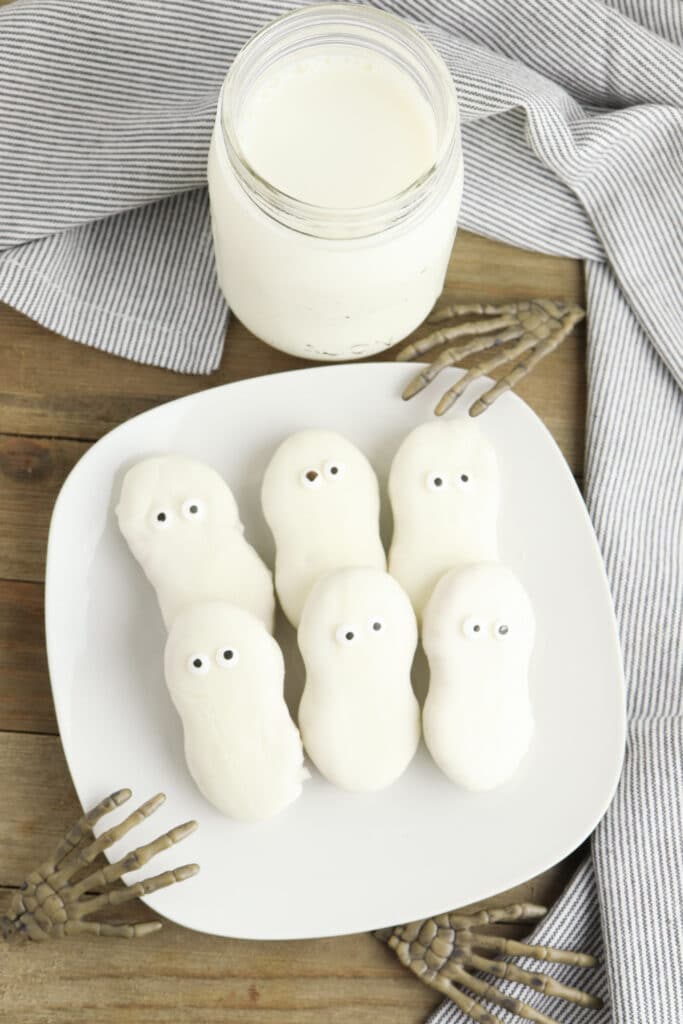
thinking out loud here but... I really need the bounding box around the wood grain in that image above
[0,435,85,584]
[1,891,439,1024]
[0,225,589,1023]
[0,580,56,735]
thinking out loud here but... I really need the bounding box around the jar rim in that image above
[218,3,461,240]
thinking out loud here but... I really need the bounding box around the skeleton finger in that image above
[397,316,517,362]
[445,905,547,929]
[61,919,162,938]
[444,963,563,1024]
[66,820,197,899]
[428,969,507,1024]
[75,863,198,918]
[402,327,524,400]
[472,932,598,968]
[428,302,525,324]
[469,308,585,416]
[50,793,166,887]
[434,335,538,415]
[468,951,602,1009]
[30,789,132,882]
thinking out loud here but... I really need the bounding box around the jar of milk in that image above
[208,3,463,362]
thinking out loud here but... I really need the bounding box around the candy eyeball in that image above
[426,471,448,492]
[494,621,510,639]
[455,472,471,491]
[215,645,240,667]
[368,617,384,635]
[324,459,345,481]
[300,468,322,489]
[187,653,210,675]
[181,498,204,521]
[462,617,484,640]
[335,624,359,646]
[151,508,173,529]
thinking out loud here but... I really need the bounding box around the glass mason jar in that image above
[208,3,463,362]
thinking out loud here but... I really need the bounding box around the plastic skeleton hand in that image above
[377,902,602,1024]
[1,789,198,942]
[398,300,585,417]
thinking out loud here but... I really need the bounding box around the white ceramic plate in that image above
[45,363,625,940]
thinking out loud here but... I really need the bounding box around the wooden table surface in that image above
[0,230,588,1023]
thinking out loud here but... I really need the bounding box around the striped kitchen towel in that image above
[1,1,681,1021]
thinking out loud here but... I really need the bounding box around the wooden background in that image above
[0,228,589,1022]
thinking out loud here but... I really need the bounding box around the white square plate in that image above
[45,363,625,939]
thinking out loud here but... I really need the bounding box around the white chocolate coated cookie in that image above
[261,430,386,626]
[422,563,535,791]
[117,455,275,631]
[388,420,499,620]
[298,567,420,792]
[165,603,307,821]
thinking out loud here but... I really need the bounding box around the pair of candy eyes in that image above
[300,461,345,488]
[427,472,470,492]
[187,621,385,669]
[187,648,239,674]
[335,619,384,645]
[152,498,203,528]
[462,618,511,640]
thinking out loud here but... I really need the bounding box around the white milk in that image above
[237,54,438,210]
[208,5,463,361]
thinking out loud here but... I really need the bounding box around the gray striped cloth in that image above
[2,1,681,1021]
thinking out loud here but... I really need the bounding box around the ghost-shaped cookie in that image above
[298,567,420,792]
[261,430,386,627]
[117,455,275,631]
[164,602,307,821]
[422,563,535,791]
[388,420,499,620]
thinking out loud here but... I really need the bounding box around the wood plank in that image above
[0,435,86,583]
[0,232,586,472]
[0,580,56,735]
[0,734,77,882]
[0,731,585,1024]
[0,896,439,1024]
